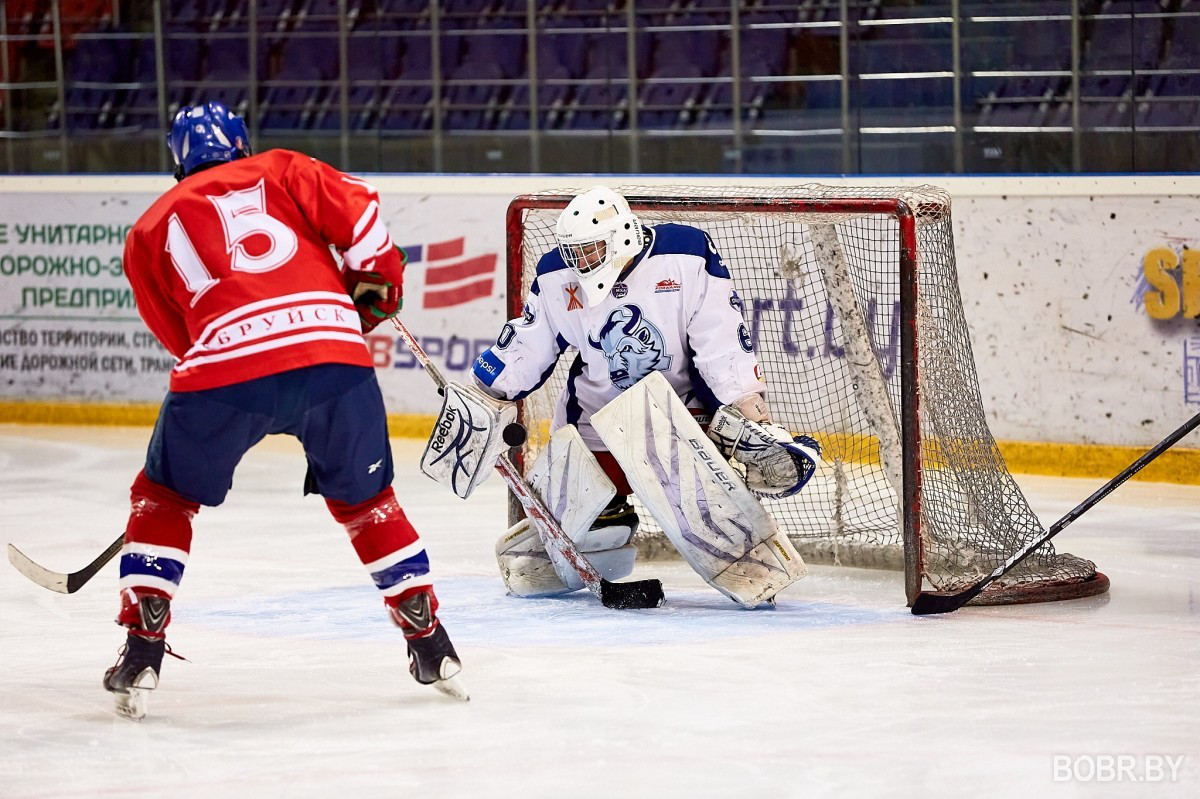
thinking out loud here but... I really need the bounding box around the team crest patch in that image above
[564,283,584,311]
[655,278,681,293]
[587,304,673,390]
[738,323,753,353]
[729,290,743,312]
[611,282,628,299]
[520,302,536,325]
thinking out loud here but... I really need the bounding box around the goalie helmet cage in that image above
[504,185,1109,607]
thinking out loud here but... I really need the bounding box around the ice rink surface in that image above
[0,425,1197,799]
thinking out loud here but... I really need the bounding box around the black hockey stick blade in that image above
[910,586,982,616]
[599,577,665,610]
[7,533,123,594]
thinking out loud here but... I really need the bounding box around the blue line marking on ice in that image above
[179,576,897,646]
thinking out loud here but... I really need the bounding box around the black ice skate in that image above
[103,595,170,720]
[390,592,468,702]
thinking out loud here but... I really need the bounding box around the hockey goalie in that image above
[422,186,821,608]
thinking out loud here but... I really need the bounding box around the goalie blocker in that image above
[420,382,518,499]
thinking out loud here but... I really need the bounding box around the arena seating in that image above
[27,0,1193,148]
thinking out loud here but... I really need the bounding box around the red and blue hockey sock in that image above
[326,487,439,633]
[116,470,199,638]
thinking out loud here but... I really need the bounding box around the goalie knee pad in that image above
[497,424,638,597]
[495,504,639,598]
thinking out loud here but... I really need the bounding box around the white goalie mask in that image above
[554,186,645,306]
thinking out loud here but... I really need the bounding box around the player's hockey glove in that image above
[708,395,822,499]
[346,270,401,333]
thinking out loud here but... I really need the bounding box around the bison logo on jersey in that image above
[587,304,673,390]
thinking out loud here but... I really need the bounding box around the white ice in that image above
[1,425,1197,799]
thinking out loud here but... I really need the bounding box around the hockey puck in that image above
[502,422,527,447]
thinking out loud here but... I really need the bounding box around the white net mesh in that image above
[510,184,1104,604]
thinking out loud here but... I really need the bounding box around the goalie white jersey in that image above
[472,223,765,450]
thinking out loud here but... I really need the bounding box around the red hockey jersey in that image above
[123,149,402,392]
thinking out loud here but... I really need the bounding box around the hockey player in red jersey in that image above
[104,101,466,719]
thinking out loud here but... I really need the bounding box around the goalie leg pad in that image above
[420,382,517,499]
[709,532,808,607]
[590,371,807,607]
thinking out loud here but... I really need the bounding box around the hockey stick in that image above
[7,533,123,594]
[391,317,664,609]
[912,409,1200,616]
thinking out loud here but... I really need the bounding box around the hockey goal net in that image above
[505,185,1109,606]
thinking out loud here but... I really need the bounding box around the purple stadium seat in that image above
[559,0,619,24]
[441,0,494,30]
[1076,76,1135,128]
[260,37,337,130]
[539,29,589,80]
[373,0,430,31]
[459,31,525,78]
[650,15,723,77]
[293,0,365,32]
[58,26,128,130]
[167,0,221,28]
[1164,15,1200,68]
[638,61,704,129]
[115,37,191,130]
[444,60,506,130]
[311,34,401,130]
[1082,12,1163,70]
[698,79,770,127]
[687,0,732,28]
[498,62,574,130]
[215,1,298,34]
[377,35,439,130]
[200,36,269,114]
[637,0,683,25]
[735,24,789,77]
[565,58,630,129]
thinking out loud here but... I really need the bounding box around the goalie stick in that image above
[912,409,1200,616]
[7,534,123,594]
[391,317,664,610]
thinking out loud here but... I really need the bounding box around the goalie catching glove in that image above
[707,393,822,499]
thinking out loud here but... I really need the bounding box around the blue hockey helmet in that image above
[167,101,251,180]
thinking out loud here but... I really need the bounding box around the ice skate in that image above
[390,592,468,702]
[104,594,171,720]
[103,632,165,720]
